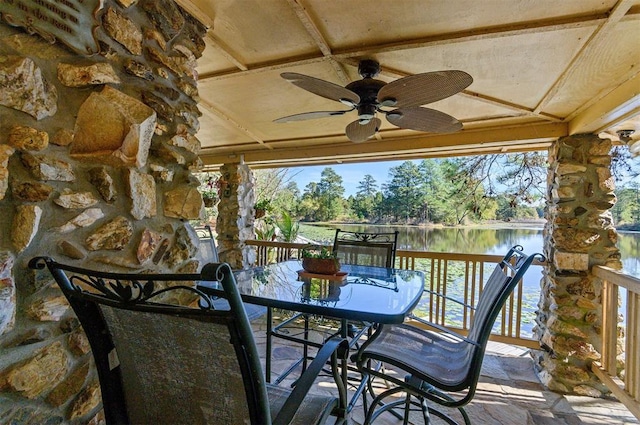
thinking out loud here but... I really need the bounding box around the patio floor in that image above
[251,315,639,425]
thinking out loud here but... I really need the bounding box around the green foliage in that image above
[197,172,220,200]
[300,168,346,221]
[383,161,425,222]
[254,198,272,211]
[252,151,615,226]
[255,218,276,241]
[612,182,640,227]
[301,245,336,259]
[276,210,299,242]
[298,224,336,244]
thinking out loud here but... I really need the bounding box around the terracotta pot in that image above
[302,257,340,275]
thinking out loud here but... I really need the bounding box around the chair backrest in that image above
[332,229,399,268]
[28,257,270,425]
[195,224,219,262]
[467,245,544,344]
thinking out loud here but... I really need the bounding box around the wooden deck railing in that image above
[247,240,544,348]
[248,240,639,418]
[592,265,640,420]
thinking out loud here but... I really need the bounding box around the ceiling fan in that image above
[274,60,472,142]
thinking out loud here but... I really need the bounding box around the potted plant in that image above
[254,199,271,218]
[301,245,340,275]
[199,175,218,207]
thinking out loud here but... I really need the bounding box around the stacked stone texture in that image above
[534,134,622,397]
[216,163,258,270]
[0,1,210,422]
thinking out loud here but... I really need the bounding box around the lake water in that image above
[305,223,639,278]
[302,223,639,337]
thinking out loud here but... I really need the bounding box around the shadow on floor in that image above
[252,317,639,425]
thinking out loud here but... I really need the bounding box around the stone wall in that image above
[0,1,209,423]
[534,134,622,397]
[216,163,257,270]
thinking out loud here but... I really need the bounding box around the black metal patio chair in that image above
[332,229,399,269]
[195,224,266,321]
[354,245,545,424]
[29,256,349,425]
[195,224,219,262]
[268,230,399,391]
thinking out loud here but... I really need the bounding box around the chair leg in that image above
[363,386,409,424]
[266,307,273,382]
[302,314,310,372]
[402,392,411,425]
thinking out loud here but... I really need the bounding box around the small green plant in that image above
[301,245,335,259]
[301,245,340,274]
[198,174,219,206]
[276,211,299,242]
[254,199,272,211]
[255,218,276,241]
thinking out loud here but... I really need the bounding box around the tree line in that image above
[290,156,546,225]
[206,151,639,228]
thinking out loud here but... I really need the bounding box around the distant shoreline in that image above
[304,219,546,229]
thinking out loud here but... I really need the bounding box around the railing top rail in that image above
[247,240,309,249]
[397,249,504,263]
[246,240,548,266]
[593,265,640,292]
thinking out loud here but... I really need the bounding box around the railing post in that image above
[601,278,619,374]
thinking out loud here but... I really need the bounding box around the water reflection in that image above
[318,224,639,278]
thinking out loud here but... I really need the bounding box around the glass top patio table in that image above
[204,260,425,324]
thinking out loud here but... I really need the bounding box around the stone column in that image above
[0,2,208,422]
[216,163,257,269]
[534,134,622,397]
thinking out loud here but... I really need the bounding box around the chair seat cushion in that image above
[360,323,478,391]
[267,384,337,425]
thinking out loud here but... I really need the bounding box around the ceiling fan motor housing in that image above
[346,78,386,120]
[358,59,381,78]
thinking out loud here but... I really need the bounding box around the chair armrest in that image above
[407,315,480,348]
[273,336,349,425]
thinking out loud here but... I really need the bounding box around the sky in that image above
[285,154,639,198]
[287,160,410,197]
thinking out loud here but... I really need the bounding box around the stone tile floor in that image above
[252,316,639,424]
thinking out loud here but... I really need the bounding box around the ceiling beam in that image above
[285,0,330,56]
[333,13,609,59]
[206,34,249,71]
[534,0,637,114]
[197,11,610,82]
[174,0,214,28]
[201,141,552,170]
[569,71,640,134]
[199,100,271,148]
[200,122,566,167]
[285,0,351,85]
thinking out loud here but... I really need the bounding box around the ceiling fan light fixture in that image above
[359,118,372,125]
[358,103,376,121]
[339,98,356,107]
[380,98,397,107]
[386,111,402,119]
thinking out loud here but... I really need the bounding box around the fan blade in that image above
[378,70,472,108]
[386,107,462,133]
[281,72,360,105]
[274,109,352,123]
[346,118,381,143]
